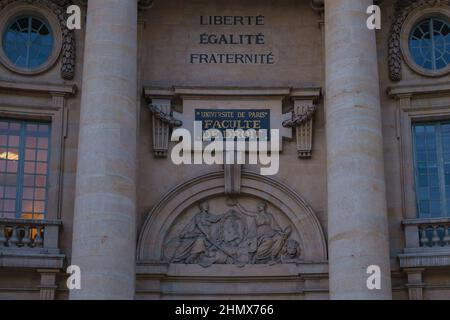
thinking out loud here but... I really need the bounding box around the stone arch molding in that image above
[137,171,327,266]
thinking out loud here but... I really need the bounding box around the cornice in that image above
[311,0,384,11]
[80,0,153,10]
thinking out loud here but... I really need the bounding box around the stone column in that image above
[70,0,138,300]
[324,0,392,299]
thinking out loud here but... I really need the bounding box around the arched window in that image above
[409,17,450,72]
[2,15,54,71]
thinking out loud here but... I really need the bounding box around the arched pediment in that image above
[137,171,327,265]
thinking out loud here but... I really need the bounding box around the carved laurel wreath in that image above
[282,105,317,128]
[148,104,183,127]
[0,0,76,79]
[388,0,450,81]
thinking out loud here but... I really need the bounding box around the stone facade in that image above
[0,0,449,300]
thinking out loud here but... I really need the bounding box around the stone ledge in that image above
[0,80,77,96]
[399,251,450,268]
[136,261,329,277]
[388,81,450,98]
[144,86,322,100]
[0,251,65,269]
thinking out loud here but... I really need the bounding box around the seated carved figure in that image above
[234,201,292,265]
[171,201,221,267]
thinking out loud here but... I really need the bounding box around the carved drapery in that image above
[0,0,76,79]
[388,0,450,81]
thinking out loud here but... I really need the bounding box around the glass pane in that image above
[34,201,45,213]
[9,123,20,131]
[2,16,54,70]
[22,200,33,213]
[26,137,37,148]
[6,161,17,173]
[37,137,48,149]
[23,188,34,199]
[4,199,15,212]
[35,188,45,200]
[24,162,35,174]
[8,135,19,147]
[26,124,38,132]
[35,175,46,187]
[409,18,450,71]
[37,150,47,162]
[4,187,15,199]
[23,175,35,187]
[25,149,36,161]
[0,119,51,219]
[413,122,444,218]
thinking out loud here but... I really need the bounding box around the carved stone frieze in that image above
[145,88,183,157]
[163,199,302,267]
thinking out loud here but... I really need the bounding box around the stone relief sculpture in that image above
[163,199,302,267]
[281,239,302,264]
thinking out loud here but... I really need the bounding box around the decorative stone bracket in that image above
[144,87,182,157]
[144,86,321,159]
[283,88,321,158]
